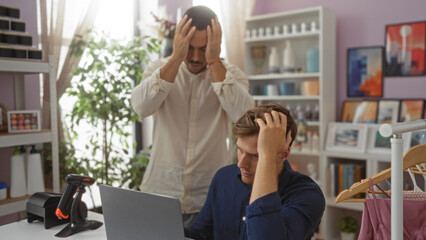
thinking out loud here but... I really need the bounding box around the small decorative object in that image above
[279,82,296,95]
[282,24,290,35]
[26,145,45,195]
[0,103,7,132]
[377,100,400,124]
[251,28,257,38]
[347,46,383,97]
[7,110,41,133]
[300,22,308,33]
[282,40,295,73]
[265,27,272,37]
[311,21,319,32]
[266,84,279,96]
[302,80,319,96]
[291,23,299,34]
[245,29,250,39]
[306,48,319,73]
[273,26,280,36]
[268,47,280,73]
[258,27,264,38]
[10,146,27,198]
[341,100,378,123]
[337,216,359,240]
[251,45,266,74]
[326,122,368,153]
[398,99,424,122]
[385,21,426,76]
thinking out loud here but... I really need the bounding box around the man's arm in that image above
[250,111,291,203]
[131,15,196,117]
[206,17,226,83]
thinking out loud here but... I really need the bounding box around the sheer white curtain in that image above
[219,0,256,70]
[38,0,100,141]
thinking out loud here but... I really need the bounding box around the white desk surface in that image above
[0,211,106,240]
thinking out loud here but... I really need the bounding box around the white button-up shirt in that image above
[131,58,254,213]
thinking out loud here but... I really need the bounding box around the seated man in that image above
[185,103,325,240]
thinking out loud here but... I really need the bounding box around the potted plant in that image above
[337,216,359,240]
[62,30,159,189]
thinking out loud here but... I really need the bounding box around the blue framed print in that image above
[347,47,384,97]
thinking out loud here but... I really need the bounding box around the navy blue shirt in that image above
[185,160,325,240]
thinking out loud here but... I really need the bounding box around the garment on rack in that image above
[358,179,426,240]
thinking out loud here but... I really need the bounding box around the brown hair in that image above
[232,103,297,146]
[183,6,217,30]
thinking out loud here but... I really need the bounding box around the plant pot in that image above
[340,232,356,240]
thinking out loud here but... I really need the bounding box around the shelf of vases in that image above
[245,31,319,43]
[253,95,320,101]
[248,72,320,80]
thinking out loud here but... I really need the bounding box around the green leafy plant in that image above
[337,216,359,233]
[65,30,159,187]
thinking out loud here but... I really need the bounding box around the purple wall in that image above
[254,0,426,120]
[0,0,39,225]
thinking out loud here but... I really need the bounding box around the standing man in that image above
[185,104,325,239]
[131,6,254,227]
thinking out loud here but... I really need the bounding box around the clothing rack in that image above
[379,119,426,240]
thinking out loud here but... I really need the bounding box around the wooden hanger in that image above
[335,144,426,204]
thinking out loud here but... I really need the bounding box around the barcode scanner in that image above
[55,174,102,238]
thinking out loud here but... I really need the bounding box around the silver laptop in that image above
[99,185,185,240]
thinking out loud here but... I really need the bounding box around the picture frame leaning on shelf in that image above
[326,122,368,153]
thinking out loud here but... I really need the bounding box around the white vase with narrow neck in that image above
[27,146,45,195]
[268,47,280,73]
[282,40,295,73]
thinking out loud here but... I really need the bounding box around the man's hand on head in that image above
[205,17,222,64]
[255,111,292,163]
[171,15,196,63]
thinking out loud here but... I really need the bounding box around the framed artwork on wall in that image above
[385,21,426,77]
[341,100,378,123]
[326,122,368,153]
[398,99,424,122]
[377,100,400,124]
[347,46,383,97]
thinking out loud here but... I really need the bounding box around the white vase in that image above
[27,145,45,195]
[282,40,295,73]
[10,147,27,198]
[268,47,280,73]
[340,232,356,240]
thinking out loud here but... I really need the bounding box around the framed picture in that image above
[341,100,378,123]
[7,110,41,133]
[377,100,400,124]
[347,46,384,97]
[385,21,426,76]
[398,99,424,122]
[326,122,368,153]
[367,124,391,155]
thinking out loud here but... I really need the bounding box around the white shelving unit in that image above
[245,6,336,239]
[0,57,59,217]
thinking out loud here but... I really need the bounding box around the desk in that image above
[0,211,106,239]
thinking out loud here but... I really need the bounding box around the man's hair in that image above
[183,6,217,30]
[232,103,298,147]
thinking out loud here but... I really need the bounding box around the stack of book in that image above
[330,162,366,199]
[0,4,42,60]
